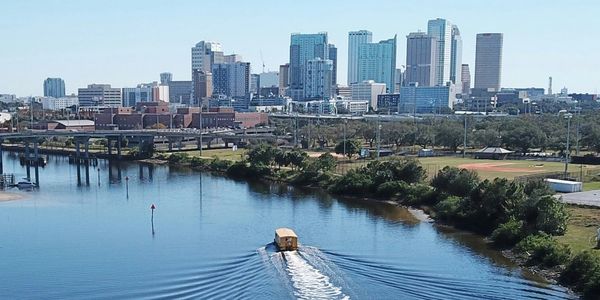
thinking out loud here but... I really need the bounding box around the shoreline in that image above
[0,192,25,202]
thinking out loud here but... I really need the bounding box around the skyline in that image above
[1,0,599,96]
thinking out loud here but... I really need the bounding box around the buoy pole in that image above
[125,176,129,198]
[151,204,156,235]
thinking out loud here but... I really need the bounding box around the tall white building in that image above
[357,36,397,93]
[347,30,373,85]
[304,58,334,100]
[78,84,122,107]
[41,96,79,110]
[427,18,452,86]
[192,41,224,102]
[450,25,462,92]
[191,41,224,72]
[122,82,169,106]
[474,33,503,91]
[351,80,386,111]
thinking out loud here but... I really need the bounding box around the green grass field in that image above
[417,157,600,180]
[556,206,600,256]
[185,148,246,161]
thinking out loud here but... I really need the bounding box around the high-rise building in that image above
[474,33,503,91]
[399,83,456,113]
[192,41,223,102]
[450,25,462,90]
[160,72,172,85]
[289,33,329,100]
[43,78,66,98]
[394,68,404,93]
[78,84,122,107]
[461,64,471,96]
[212,62,251,98]
[279,64,290,96]
[328,44,338,86]
[168,81,192,104]
[351,80,387,111]
[259,71,279,88]
[357,36,397,93]
[224,54,242,63]
[192,69,212,106]
[347,30,373,85]
[250,74,260,94]
[123,82,169,106]
[304,58,334,100]
[405,32,437,87]
[427,18,452,86]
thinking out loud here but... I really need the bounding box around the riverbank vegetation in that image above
[155,143,599,298]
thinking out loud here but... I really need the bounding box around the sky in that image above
[1,0,599,96]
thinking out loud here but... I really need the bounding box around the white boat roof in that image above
[275,228,297,238]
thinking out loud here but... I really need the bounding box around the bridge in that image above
[0,128,287,186]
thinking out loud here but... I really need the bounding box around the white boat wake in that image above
[259,245,350,300]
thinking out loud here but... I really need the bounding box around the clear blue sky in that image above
[1,0,598,96]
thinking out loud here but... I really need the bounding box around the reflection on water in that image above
[0,153,574,299]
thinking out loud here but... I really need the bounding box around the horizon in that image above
[1,0,599,96]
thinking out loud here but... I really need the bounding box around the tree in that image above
[502,125,546,153]
[286,148,308,170]
[435,122,463,151]
[473,129,502,147]
[247,144,276,166]
[312,152,337,172]
[334,140,361,159]
[274,149,288,169]
[431,166,480,198]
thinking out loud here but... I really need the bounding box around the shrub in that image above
[328,170,373,195]
[209,158,232,172]
[168,153,190,164]
[402,183,435,206]
[434,196,464,221]
[560,251,600,292]
[189,157,206,168]
[491,219,525,247]
[514,234,571,267]
[431,166,480,198]
[375,181,406,198]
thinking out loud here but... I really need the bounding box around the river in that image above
[0,153,574,299]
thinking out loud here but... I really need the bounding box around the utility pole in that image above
[463,114,467,158]
[343,118,347,158]
[564,113,573,178]
[376,114,381,159]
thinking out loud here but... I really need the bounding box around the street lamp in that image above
[563,113,573,178]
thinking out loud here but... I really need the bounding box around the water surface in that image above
[0,153,573,299]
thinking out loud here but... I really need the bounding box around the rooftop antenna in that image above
[260,50,266,73]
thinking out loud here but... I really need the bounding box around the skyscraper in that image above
[289,33,329,100]
[357,36,397,93]
[427,18,452,86]
[474,33,503,91]
[304,58,334,100]
[347,30,372,84]
[78,84,121,107]
[450,25,462,91]
[192,69,212,106]
[43,78,66,98]
[192,41,223,102]
[328,44,338,86]
[405,32,437,87]
[461,64,471,96]
[279,64,290,96]
[212,62,250,98]
[160,72,172,85]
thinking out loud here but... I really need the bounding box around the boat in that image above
[16,179,36,189]
[274,228,298,251]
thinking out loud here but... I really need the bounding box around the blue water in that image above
[0,153,573,299]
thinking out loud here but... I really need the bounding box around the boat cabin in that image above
[274,228,298,251]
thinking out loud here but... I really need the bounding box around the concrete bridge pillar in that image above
[117,135,122,159]
[0,138,3,174]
